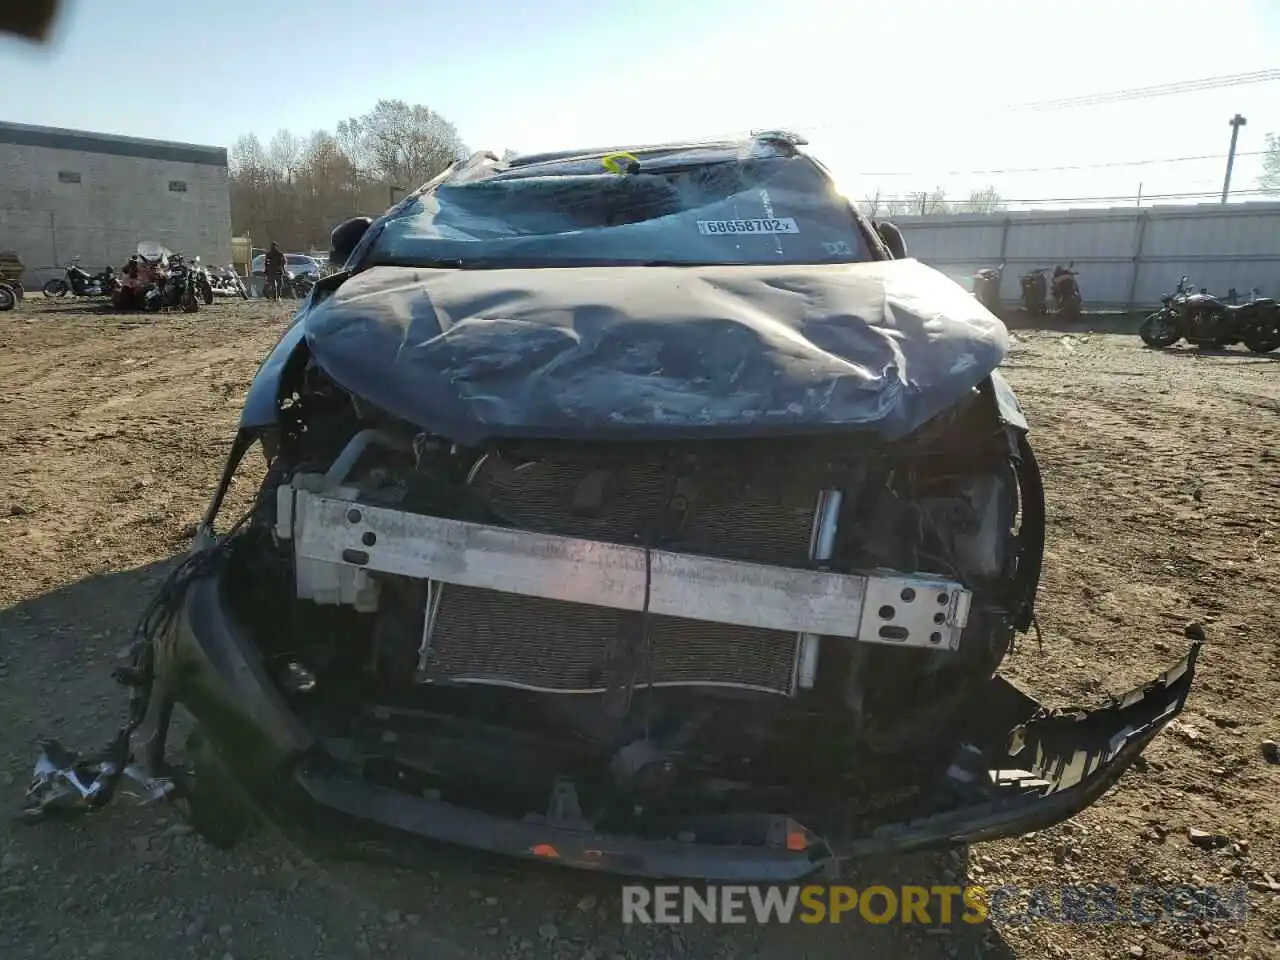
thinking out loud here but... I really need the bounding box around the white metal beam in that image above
[284,488,970,651]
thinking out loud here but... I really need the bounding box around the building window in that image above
[57,170,81,184]
[168,180,188,193]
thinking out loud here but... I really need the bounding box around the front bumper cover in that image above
[29,570,1201,882]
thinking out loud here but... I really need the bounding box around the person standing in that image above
[263,242,286,300]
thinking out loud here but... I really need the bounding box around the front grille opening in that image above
[422,587,801,695]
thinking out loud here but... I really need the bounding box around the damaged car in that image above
[24,132,1200,881]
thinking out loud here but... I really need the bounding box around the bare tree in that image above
[342,99,467,189]
[861,195,917,217]
[865,186,1003,216]
[227,101,467,251]
[1261,132,1280,195]
[334,119,371,176]
[959,186,1005,213]
[229,133,267,177]
[229,134,272,243]
[267,130,302,181]
[904,188,950,215]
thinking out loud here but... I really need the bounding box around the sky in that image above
[2,0,1278,209]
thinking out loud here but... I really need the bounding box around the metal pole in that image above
[1222,114,1247,203]
[1136,182,1143,207]
[995,216,1012,309]
[1124,211,1149,312]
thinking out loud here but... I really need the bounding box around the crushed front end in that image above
[27,354,1198,881]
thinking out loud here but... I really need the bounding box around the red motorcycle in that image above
[112,242,169,312]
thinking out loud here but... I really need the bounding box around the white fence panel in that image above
[886,203,1280,309]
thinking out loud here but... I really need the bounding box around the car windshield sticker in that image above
[697,218,800,236]
[601,151,641,175]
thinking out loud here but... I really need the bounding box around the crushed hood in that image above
[303,258,1009,446]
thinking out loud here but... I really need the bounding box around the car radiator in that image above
[420,455,822,697]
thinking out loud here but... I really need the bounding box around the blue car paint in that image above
[238,316,309,429]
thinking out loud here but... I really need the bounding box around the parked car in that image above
[21,133,1199,882]
[249,253,322,297]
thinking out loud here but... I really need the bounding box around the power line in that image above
[793,70,1280,137]
[852,150,1268,178]
[1004,189,1273,203]
[868,188,1276,208]
[1007,69,1280,111]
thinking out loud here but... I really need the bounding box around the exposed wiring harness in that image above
[17,507,255,824]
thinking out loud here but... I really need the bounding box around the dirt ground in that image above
[0,297,1277,960]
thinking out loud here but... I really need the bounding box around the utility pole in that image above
[1222,114,1247,203]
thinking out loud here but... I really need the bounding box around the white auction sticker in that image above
[697,218,800,236]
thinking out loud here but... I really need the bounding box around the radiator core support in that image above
[275,481,972,697]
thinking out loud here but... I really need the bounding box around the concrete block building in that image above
[0,121,232,285]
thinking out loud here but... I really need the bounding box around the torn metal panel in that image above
[19,738,174,823]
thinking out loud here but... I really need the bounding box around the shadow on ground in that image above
[0,561,1017,960]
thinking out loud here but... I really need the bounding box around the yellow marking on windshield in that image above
[601,152,640,175]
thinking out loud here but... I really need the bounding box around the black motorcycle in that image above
[42,260,118,298]
[1019,268,1049,317]
[189,258,215,305]
[286,270,315,299]
[161,254,201,313]
[1139,276,1280,353]
[1051,263,1082,319]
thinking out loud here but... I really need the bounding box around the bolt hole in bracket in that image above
[860,573,971,650]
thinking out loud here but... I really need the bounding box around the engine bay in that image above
[210,351,1042,825]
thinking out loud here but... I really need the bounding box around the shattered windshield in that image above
[366,153,871,268]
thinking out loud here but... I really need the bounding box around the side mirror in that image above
[875,220,907,259]
[329,216,373,269]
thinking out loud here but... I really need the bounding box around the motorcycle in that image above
[972,263,1004,314]
[208,265,249,299]
[1139,276,1280,353]
[1052,263,1082,319]
[287,270,315,299]
[0,251,25,309]
[161,253,201,313]
[42,259,118,298]
[112,242,169,312]
[1019,268,1049,317]
[187,257,215,305]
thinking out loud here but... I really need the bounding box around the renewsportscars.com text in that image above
[621,884,1250,926]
